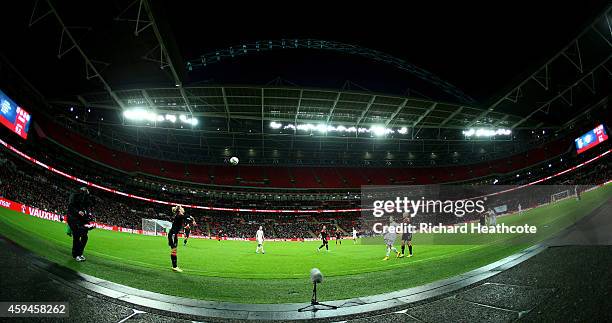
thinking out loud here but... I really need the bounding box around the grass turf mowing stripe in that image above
[0,185,609,303]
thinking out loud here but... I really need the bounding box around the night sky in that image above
[1,1,608,104]
[166,1,608,101]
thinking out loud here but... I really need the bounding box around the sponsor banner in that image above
[0,197,64,222]
[94,223,115,231]
[0,197,23,213]
[26,207,63,222]
[208,236,314,242]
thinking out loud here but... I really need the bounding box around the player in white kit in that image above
[488,209,497,225]
[352,227,358,244]
[255,226,265,254]
[383,217,400,260]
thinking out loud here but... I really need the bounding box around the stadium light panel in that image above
[178,115,198,126]
[123,108,158,122]
[315,124,328,133]
[122,109,196,126]
[462,128,511,137]
[271,122,406,136]
[370,125,389,136]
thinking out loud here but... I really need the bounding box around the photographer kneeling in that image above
[66,187,95,262]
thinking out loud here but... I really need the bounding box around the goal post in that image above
[550,190,573,204]
[142,218,172,235]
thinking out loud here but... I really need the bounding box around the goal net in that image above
[142,218,172,236]
[550,190,573,204]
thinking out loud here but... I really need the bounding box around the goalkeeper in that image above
[67,187,95,262]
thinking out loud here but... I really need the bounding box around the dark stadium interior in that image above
[0,1,611,322]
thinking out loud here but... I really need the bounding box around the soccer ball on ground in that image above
[229,157,239,165]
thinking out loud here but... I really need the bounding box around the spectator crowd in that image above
[0,141,609,239]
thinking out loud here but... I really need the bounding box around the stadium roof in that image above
[50,85,539,131]
[1,1,610,165]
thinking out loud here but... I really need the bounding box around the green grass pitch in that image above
[0,185,609,303]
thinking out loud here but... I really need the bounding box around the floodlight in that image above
[462,128,511,137]
[370,125,386,136]
[315,124,327,133]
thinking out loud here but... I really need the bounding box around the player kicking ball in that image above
[383,216,400,260]
[255,226,265,254]
[168,205,195,272]
[399,212,413,258]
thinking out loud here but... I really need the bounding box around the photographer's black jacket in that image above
[67,190,93,225]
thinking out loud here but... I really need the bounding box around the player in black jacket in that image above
[317,225,329,252]
[168,205,196,272]
[67,187,95,261]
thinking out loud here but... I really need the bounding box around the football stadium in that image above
[0,2,611,322]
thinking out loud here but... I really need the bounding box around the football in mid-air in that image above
[229,156,239,165]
